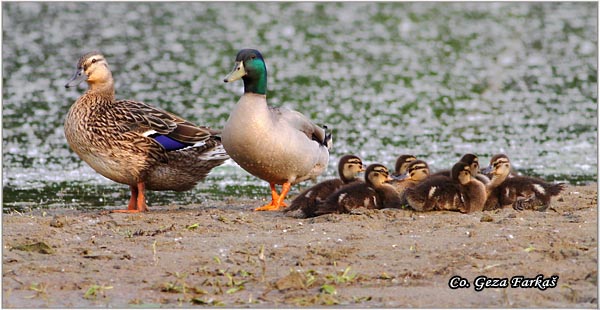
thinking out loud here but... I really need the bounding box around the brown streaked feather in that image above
[115,99,211,143]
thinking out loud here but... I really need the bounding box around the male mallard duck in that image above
[483,154,565,211]
[64,52,228,213]
[310,164,402,217]
[286,155,365,218]
[406,161,486,213]
[391,154,417,180]
[222,49,332,211]
[388,159,430,205]
[431,153,490,184]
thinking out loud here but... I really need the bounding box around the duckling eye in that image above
[91,58,97,64]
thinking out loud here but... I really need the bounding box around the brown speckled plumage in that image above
[64,52,228,212]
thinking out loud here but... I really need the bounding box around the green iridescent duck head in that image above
[224,49,268,95]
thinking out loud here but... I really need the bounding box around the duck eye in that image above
[251,55,256,59]
[91,58,97,64]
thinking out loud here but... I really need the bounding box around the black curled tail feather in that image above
[321,125,333,149]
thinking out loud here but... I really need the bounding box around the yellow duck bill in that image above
[223,61,246,83]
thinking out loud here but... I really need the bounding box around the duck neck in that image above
[340,169,357,184]
[86,78,115,102]
[368,179,383,189]
[487,172,508,190]
[242,64,267,95]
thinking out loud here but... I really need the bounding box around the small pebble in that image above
[480,214,494,222]
[50,216,64,228]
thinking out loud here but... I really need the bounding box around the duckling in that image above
[431,153,490,184]
[310,164,402,217]
[483,154,565,211]
[406,161,486,213]
[222,49,331,211]
[481,153,518,180]
[286,155,365,218]
[391,154,417,180]
[64,52,228,213]
[388,160,430,205]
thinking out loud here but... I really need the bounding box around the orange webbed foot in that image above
[111,209,145,213]
[255,201,288,211]
[255,182,291,211]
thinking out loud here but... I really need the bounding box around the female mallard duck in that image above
[222,49,332,211]
[391,154,417,180]
[310,164,402,217]
[388,160,430,205]
[406,161,486,213]
[286,155,365,218]
[431,153,490,184]
[483,154,565,211]
[64,52,228,213]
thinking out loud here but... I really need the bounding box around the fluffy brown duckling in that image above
[286,155,365,217]
[406,161,486,213]
[481,153,518,180]
[392,154,417,179]
[483,154,565,211]
[388,160,430,205]
[431,153,490,184]
[309,164,402,217]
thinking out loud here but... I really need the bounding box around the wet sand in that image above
[2,184,597,308]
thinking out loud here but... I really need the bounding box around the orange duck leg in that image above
[255,182,291,211]
[113,182,148,213]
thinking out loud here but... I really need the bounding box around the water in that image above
[2,2,597,211]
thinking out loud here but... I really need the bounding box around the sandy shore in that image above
[2,183,597,308]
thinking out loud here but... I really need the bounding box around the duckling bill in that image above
[222,49,332,211]
[391,154,417,180]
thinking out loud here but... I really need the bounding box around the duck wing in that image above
[115,99,212,144]
[270,106,328,146]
